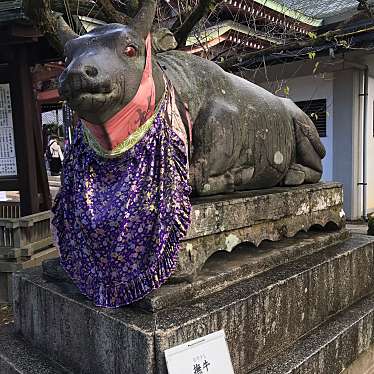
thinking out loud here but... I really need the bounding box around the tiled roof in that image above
[0,0,25,23]
[273,0,374,20]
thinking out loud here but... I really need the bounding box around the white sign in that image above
[0,84,17,176]
[165,330,235,374]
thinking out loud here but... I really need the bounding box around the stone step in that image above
[249,292,374,374]
[0,325,72,374]
[11,234,374,374]
[154,234,374,374]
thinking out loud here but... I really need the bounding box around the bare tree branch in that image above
[218,25,374,71]
[131,0,157,38]
[173,0,224,47]
[170,11,188,33]
[96,0,133,24]
[24,0,78,54]
[49,0,137,22]
[112,0,140,17]
[357,0,374,18]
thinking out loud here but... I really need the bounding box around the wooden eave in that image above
[220,0,317,34]
[185,20,284,54]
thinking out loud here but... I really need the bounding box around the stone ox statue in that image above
[57,3,325,195]
[42,1,327,308]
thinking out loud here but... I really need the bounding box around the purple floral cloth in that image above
[51,99,191,307]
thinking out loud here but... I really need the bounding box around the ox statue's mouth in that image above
[59,77,121,112]
[59,72,114,97]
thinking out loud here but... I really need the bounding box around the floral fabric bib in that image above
[52,92,191,307]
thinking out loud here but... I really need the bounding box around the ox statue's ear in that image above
[152,29,177,52]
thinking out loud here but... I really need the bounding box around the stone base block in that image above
[178,182,344,277]
[10,234,374,374]
[0,247,58,303]
[4,294,374,374]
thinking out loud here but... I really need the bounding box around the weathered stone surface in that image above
[12,234,374,374]
[0,272,12,305]
[177,182,345,277]
[0,247,58,303]
[186,183,343,240]
[250,293,374,374]
[137,229,349,312]
[13,274,155,374]
[154,235,374,374]
[0,326,71,374]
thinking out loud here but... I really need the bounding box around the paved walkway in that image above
[347,223,368,235]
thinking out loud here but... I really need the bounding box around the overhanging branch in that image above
[357,0,374,18]
[173,0,224,47]
[24,0,76,54]
[96,0,133,24]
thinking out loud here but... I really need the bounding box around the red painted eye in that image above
[124,46,136,57]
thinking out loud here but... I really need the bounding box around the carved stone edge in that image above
[185,184,343,240]
[174,205,345,279]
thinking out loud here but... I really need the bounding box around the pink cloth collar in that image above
[83,34,156,151]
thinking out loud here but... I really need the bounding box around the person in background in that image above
[47,135,64,176]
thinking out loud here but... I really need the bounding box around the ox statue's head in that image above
[57,0,169,124]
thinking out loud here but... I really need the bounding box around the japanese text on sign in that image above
[165,330,235,374]
[0,84,17,176]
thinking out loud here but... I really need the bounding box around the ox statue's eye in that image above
[124,45,137,57]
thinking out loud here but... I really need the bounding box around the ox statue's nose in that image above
[84,65,98,78]
[59,60,112,100]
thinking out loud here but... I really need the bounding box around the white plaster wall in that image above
[42,109,64,126]
[366,76,374,213]
[260,74,334,182]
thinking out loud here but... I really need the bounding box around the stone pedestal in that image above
[2,183,374,374]
[178,182,344,278]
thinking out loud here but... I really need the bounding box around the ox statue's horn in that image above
[132,0,156,39]
[55,15,79,45]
